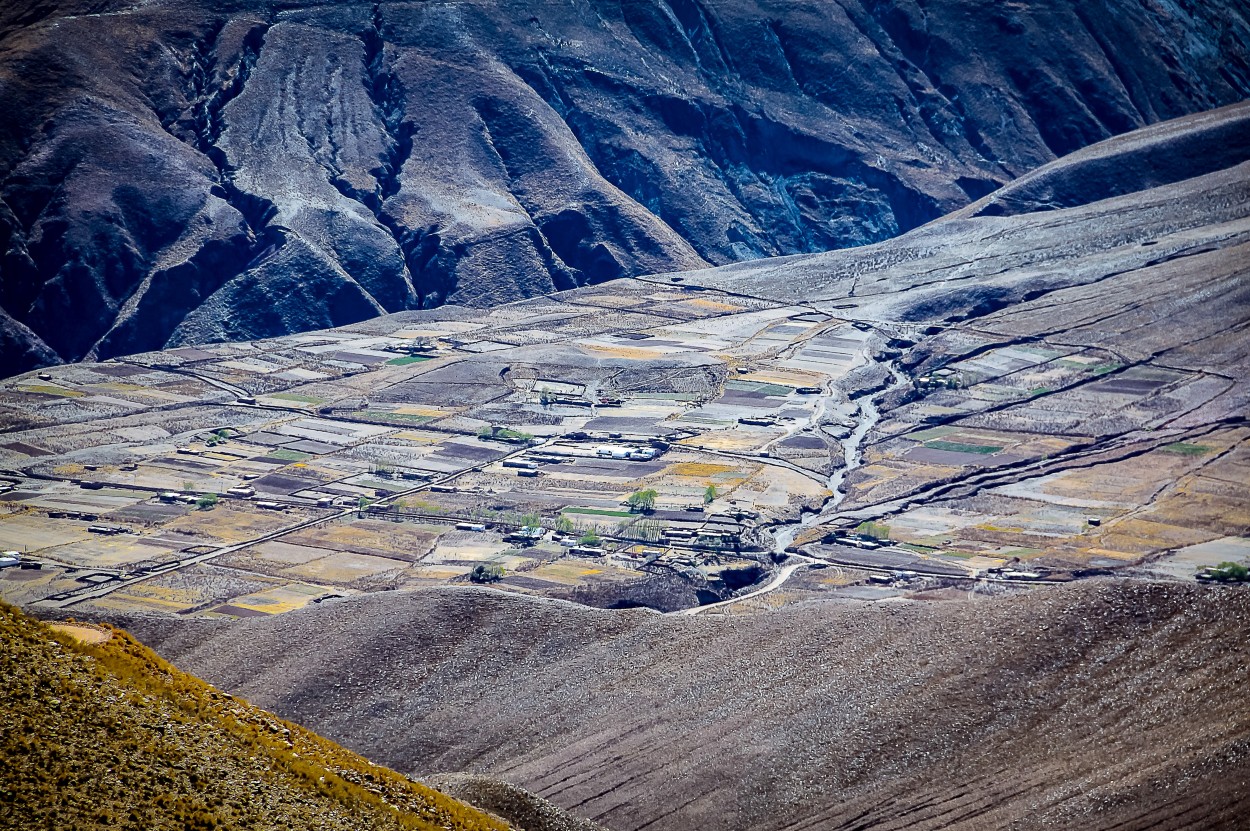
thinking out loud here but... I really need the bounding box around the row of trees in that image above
[625,484,717,513]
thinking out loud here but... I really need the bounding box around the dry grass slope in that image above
[0,601,509,831]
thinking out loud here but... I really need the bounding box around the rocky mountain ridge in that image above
[2,0,1248,373]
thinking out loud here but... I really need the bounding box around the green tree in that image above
[625,488,658,513]
[578,530,601,547]
[195,494,218,511]
[469,563,504,583]
[1207,561,1249,582]
[703,484,717,504]
[555,515,575,534]
[855,520,890,540]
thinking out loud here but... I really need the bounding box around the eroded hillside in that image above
[2,0,1248,372]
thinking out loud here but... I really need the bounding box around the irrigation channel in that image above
[680,359,910,615]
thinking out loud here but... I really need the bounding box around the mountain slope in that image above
[1,0,1248,373]
[0,601,517,831]
[128,583,1250,831]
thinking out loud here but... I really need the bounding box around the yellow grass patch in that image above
[48,623,110,644]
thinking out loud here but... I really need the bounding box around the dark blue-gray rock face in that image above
[1,0,1248,373]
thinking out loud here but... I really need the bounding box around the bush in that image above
[195,494,218,511]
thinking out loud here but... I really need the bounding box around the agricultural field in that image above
[2,219,1248,617]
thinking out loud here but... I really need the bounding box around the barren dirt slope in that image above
[129,582,1250,831]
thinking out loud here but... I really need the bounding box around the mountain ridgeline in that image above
[1,0,1248,374]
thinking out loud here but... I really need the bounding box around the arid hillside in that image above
[2,0,1248,372]
[0,600,585,831]
[129,582,1250,831]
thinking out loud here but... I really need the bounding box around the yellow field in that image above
[677,298,741,312]
[394,405,450,417]
[0,514,93,552]
[527,561,606,584]
[666,462,738,478]
[738,369,825,387]
[164,506,298,543]
[391,430,446,443]
[286,520,439,559]
[227,583,326,614]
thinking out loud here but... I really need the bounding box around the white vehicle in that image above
[595,445,656,461]
[456,522,487,532]
[0,551,21,568]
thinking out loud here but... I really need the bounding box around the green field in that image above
[1163,442,1213,456]
[925,440,1003,455]
[268,392,324,404]
[386,355,433,366]
[358,412,436,425]
[269,449,313,462]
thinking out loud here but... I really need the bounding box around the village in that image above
[1,275,1246,619]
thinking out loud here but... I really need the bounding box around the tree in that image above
[469,563,504,583]
[555,515,575,534]
[195,494,218,511]
[1206,561,1249,582]
[578,530,601,547]
[703,484,717,504]
[626,488,658,513]
[855,520,890,540]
